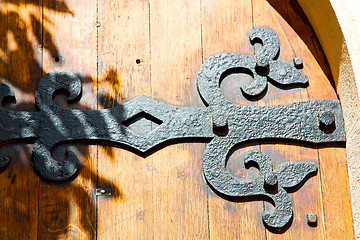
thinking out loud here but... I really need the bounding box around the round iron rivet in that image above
[318,111,335,130]
[306,213,317,226]
[256,56,269,68]
[279,68,287,76]
[293,57,303,68]
[212,114,228,132]
[264,172,277,188]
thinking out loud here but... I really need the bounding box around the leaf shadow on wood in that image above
[0,1,124,239]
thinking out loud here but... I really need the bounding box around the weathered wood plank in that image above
[39,1,98,239]
[201,0,266,239]
[0,1,42,239]
[0,1,353,239]
[96,0,153,239]
[318,147,354,239]
[150,0,209,238]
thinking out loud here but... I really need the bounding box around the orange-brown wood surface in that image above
[0,0,354,239]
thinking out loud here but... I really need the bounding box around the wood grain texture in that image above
[150,0,209,238]
[0,1,42,239]
[96,0,153,239]
[0,0,354,239]
[40,1,98,239]
[318,147,354,239]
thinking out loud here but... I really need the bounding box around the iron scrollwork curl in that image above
[0,27,346,229]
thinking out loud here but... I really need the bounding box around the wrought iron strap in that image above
[203,148,317,228]
[0,26,346,229]
[0,72,344,180]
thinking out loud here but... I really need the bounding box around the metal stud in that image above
[293,57,303,68]
[319,111,336,130]
[306,213,317,226]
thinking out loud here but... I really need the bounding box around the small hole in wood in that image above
[136,59,141,64]
[54,56,61,63]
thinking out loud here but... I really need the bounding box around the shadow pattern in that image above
[0,0,347,238]
[0,1,122,239]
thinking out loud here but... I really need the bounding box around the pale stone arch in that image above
[298,0,360,238]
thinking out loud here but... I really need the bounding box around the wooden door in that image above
[0,0,354,239]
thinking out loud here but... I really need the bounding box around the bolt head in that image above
[279,68,287,76]
[293,57,303,68]
[318,111,335,130]
[264,172,278,189]
[256,56,269,69]
[212,114,228,131]
[306,213,317,226]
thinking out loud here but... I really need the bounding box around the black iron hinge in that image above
[0,27,345,230]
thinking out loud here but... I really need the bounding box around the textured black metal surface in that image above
[0,26,346,229]
[31,71,213,180]
[204,148,317,228]
[198,27,308,99]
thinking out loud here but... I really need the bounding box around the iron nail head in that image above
[306,213,317,226]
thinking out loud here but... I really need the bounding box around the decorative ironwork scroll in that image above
[0,27,345,229]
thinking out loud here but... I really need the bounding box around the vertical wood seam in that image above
[316,150,327,240]
[251,0,255,29]
[41,0,44,78]
[148,1,155,239]
[37,1,44,239]
[200,0,204,65]
[96,0,99,239]
[199,1,211,239]
[149,0,153,98]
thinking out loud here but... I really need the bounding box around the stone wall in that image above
[298,0,360,238]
